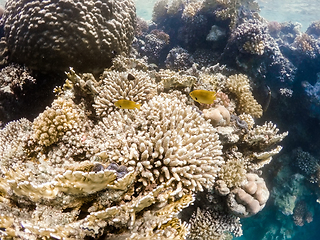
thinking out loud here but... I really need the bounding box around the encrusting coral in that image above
[0,54,288,239]
[2,0,136,72]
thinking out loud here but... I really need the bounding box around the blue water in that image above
[135,0,320,32]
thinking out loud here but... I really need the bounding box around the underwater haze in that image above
[135,0,320,31]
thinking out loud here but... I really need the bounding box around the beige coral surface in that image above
[0,56,287,239]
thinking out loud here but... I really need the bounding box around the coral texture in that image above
[226,74,263,118]
[0,54,288,239]
[32,97,82,146]
[3,0,136,72]
[93,68,156,117]
[232,19,268,55]
[188,207,243,239]
[227,173,270,217]
[104,92,224,194]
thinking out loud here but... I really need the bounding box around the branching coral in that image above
[102,92,224,194]
[217,157,247,189]
[93,68,156,117]
[0,51,288,239]
[293,33,320,59]
[226,74,263,118]
[204,0,260,29]
[188,207,243,239]
[0,64,36,126]
[232,19,268,55]
[0,118,32,167]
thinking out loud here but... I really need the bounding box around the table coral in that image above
[3,0,136,72]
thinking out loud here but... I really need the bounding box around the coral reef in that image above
[92,68,157,117]
[226,74,263,118]
[204,0,260,29]
[227,173,270,217]
[3,0,136,72]
[0,54,288,239]
[188,207,242,240]
[231,19,268,55]
[0,64,36,126]
[32,97,83,147]
[292,33,320,59]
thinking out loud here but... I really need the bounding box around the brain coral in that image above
[3,0,136,72]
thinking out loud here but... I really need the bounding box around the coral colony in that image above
[3,0,313,239]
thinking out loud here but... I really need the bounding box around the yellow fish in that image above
[189,90,216,104]
[114,99,141,109]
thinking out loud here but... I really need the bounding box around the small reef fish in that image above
[189,89,217,104]
[114,99,141,109]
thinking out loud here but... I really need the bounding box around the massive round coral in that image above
[3,0,136,73]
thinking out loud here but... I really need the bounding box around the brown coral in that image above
[32,97,82,146]
[226,74,263,118]
[3,0,136,72]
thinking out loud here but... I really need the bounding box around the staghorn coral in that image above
[227,173,269,217]
[226,74,263,118]
[3,0,136,72]
[93,68,156,117]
